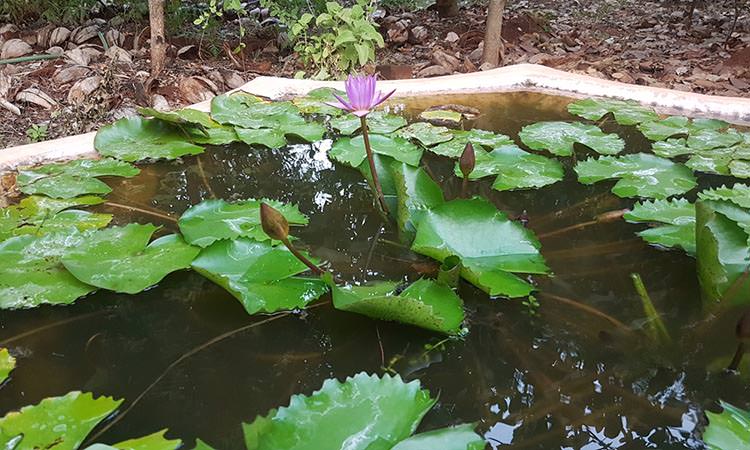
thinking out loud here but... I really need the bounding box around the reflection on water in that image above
[1,92,749,449]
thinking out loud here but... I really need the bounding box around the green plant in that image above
[25,124,48,143]
[261,0,328,28]
[193,0,249,52]
[289,0,385,79]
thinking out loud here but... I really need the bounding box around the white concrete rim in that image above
[2,63,749,172]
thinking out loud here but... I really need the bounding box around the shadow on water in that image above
[1,92,748,449]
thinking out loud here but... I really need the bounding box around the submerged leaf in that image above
[704,401,750,450]
[179,198,307,248]
[95,117,204,162]
[624,198,696,254]
[330,110,407,135]
[390,424,485,450]
[567,98,659,125]
[0,348,15,384]
[17,158,139,199]
[453,145,563,191]
[242,372,435,450]
[0,391,122,450]
[61,224,200,294]
[191,238,327,315]
[430,129,514,158]
[574,153,697,199]
[330,134,422,167]
[518,121,624,156]
[397,122,454,147]
[412,197,549,297]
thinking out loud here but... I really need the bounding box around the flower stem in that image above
[360,116,389,214]
[282,237,323,275]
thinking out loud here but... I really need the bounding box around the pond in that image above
[0,90,749,449]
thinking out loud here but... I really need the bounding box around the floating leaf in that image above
[0,233,96,309]
[235,128,287,149]
[687,129,745,151]
[329,276,465,335]
[0,348,15,384]
[179,198,307,248]
[704,401,750,450]
[430,129,514,158]
[454,145,563,191]
[419,109,463,125]
[330,134,422,167]
[412,197,549,297]
[138,107,217,129]
[62,224,200,294]
[397,122,454,147]
[292,87,346,116]
[0,195,109,240]
[624,198,696,255]
[518,121,624,156]
[567,98,659,125]
[330,110,407,135]
[357,153,399,213]
[391,161,445,236]
[637,116,728,141]
[211,93,305,129]
[17,158,139,198]
[242,372,435,450]
[111,430,182,450]
[280,122,326,142]
[390,424,485,450]
[0,391,122,450]
[700,184,750,209]
[191,238,328,315]
[652,137,750,178]
[95,117,204,162]
[574,153,697,199]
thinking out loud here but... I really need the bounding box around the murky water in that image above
[1,92,748,449]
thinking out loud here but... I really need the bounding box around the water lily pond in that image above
[1,89,750,449]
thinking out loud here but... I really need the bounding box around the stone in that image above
[1,39,33,59]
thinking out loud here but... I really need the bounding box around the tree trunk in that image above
[436,0,459,18]
[482,0,507,67]
[148,0,167,77]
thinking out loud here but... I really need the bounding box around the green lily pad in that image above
[17,158,139,199]
[412,197,549,297]
[139,107,239,145]
[699,184,750,209]
[687,128,744,151]
[0,195,109,241]
[242,372,435,450]
[518,121,624,156]
[330,110,407,135]
[0,348,15,384]
[191,238,328,315]
[110,430,182,450]
[357,153,399,213]
[637,116,728,141]
[624,198,696,255]
[397,122,454,147]
[390,424,485,450]
[704,401,750,450]
[454,145,564,191]
[0,391,122,450]
[280,122,326,142]
[419,109,463,125]
[328,276,465,335]
[95,117,204,162]
[292,87,346,116]
[187,125,240,145]
[330,134,423,167]
[235,128,287,149]
[211,93,305,129]
[391,161,445,236]
[178,198,307,248]
[0,232,96,309]
[567,98,659,125]
[652,137,750,178]
[61,224,200,294]
[574,153,697,199]
[430,129,514,158]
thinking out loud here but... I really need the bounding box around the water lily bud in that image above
[459,142,475,179]
[736,309,750,342]
[260,202,289,241]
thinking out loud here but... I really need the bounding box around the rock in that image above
[219,69,245,89]
[409,26,428,45]
[49,27,71,46]
[64,47,90,66]
[1,39,33,59]
[71,25,99,44]
[105,45,132,64]
[67,75,102,104]
[36,24,55,47]
[432,48,461,71]
[16,88,57,109]
[20,31,37,46]
[46,46,64,56]
[179,76,216,103]
[387,20,409,44]
[177,45,197,59]
[53,66,91,84]
[445,31,460,43]
[417,65,452,77]
[151,94,170,111]
[468,42,484,61]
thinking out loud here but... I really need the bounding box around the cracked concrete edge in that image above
[2,63,749,172]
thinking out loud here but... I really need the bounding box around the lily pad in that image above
[187,125,240,145]
[0,391,122,450]
[95,117,204,162]
[292,87,346,116]
[178,198,307,248]
[110,430,182,450]
[0,232,96,309]
[328,277,465,335]
[518,121,624,156]
[419,109,463,125]
[139,108,239,145]
[652,137,750,178]
[0,195,109,241]
[357,153,399,213]
[235,128,287,149]
[211,93,305,129]
[0,348,14,384]
[17,158,139,199]
[454,145,564,191]
[191,238,328,315]
[687,128,744,151]
[430,129,514,158]
[330,134,423,167]
[330,110,407,135]
[699,184,750,209]
[637,116,728,141]
[574,153,697,199]
[624,198,696,255]
[704,401,750,450]
[390,424,485,450]
[567,98,659,125]
[411,197,550,297]
[242,372,435,450]
[397,122,454,147]
[280,122,326,142]
[391,161,445,236]
[61,224,200,294]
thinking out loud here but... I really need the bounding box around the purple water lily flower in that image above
[328,74,395,117]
